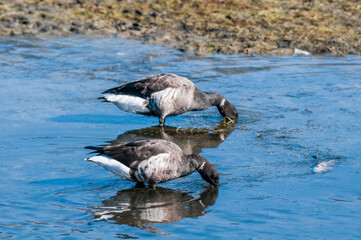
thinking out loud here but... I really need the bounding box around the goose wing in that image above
[86,139,182,168]
[102,73,194,98]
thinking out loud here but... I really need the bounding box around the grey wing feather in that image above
[101,139,182,168]
[102,73,194,98]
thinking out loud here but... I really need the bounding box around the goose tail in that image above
[85,146,105,154]
[98,96,109,102]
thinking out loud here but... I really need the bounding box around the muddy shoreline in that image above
[1,0,360,56]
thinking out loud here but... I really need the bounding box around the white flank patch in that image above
[103,94,150,114]
[140,208,167,222]
[135,153,170,182]
[86,155,131,180]
[150,88,180,114]
[313,160,336,173]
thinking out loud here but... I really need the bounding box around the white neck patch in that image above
[199,161,206,170]
[220,99,226,107]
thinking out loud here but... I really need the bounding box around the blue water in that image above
[0,36,360,239]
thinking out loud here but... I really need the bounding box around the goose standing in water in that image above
[99,73,238,126]
[85,139,219,187]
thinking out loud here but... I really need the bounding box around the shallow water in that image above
[0,36,360,239]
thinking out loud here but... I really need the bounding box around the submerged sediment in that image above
[1,0,360,56]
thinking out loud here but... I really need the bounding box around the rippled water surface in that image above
[0,36,360,239]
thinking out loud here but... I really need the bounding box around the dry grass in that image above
[1,0,360,55]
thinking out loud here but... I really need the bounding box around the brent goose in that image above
[85,139,219,187]
[99,73,238,126]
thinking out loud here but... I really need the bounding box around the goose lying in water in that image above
[99,73,238,126]
[85,139,219,187]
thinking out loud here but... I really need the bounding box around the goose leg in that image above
[159,116,165,126]
[147,179,156,188]
[135,182,146,188]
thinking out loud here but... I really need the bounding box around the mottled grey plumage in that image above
[85,139,219,187]
[100,73,238,125]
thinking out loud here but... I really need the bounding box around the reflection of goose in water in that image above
[91,186,218,233]
[108,124,235,155]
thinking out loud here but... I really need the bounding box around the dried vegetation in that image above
[0,0,360,55]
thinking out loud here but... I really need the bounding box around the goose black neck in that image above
[175,154,205,178]
[191,88,224,110]
[205,92,224,107]
[186,154,207,171]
